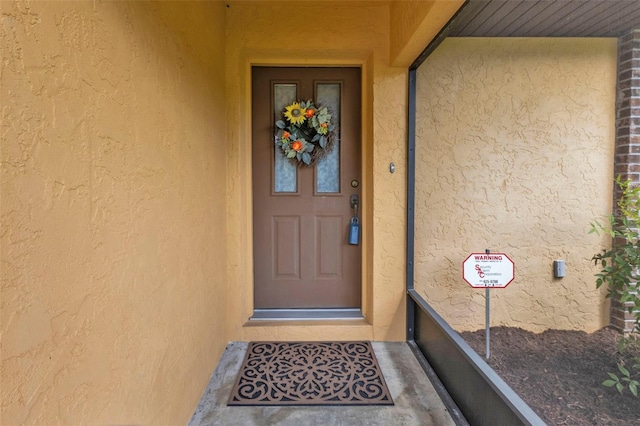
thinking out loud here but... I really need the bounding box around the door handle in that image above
[350,194,359,211]
[349,195,360,245]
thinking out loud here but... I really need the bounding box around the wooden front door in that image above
[252,67,362,310]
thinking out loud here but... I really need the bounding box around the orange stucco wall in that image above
[1,1,227,424]
[2,1,624,421]
[223,0,452,343]
[390,0,465,66]
[1,0,461,423]
[414,38,617,333]
[224,0,403,342]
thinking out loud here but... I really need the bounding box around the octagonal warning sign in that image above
[463,253,515,288]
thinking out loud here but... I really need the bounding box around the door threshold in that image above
[251,308,364,321]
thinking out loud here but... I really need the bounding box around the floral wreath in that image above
[275,100,336,166]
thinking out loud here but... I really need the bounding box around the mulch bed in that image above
[460,327,639,425]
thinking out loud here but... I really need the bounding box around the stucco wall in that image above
[224,1,411,342]
[414,38,616,333]
[390,0,465,66]
[1,1,227,424]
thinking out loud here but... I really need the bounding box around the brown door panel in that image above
[252,67,361,309]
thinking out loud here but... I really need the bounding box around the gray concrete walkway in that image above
[188,342,457,426]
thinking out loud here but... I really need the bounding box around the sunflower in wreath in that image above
[275,100,336,166]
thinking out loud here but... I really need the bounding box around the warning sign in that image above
[462,253,515,288]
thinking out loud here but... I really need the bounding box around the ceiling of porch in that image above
[448,0,640,37]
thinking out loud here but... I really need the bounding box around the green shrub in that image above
[590,176,640,397]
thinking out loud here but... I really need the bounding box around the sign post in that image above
[462,250,515,359]
[486,286,490,359]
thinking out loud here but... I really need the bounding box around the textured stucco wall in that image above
[1,1,227,424]
[390,0,465,66]
[225,1,420,342]
[414,38,616,333]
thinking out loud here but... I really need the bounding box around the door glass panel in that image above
[274,84,297,193]
[316,83,341,193]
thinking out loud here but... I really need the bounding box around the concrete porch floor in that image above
[188,342,458,426]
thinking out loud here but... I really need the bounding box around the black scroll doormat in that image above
[228,341,394,406]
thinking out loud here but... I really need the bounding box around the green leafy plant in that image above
[590,176,640,397]
[602,337,640,397]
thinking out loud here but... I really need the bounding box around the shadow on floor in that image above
[189,342,457,426]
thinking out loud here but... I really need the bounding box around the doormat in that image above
[228,341,394,406]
